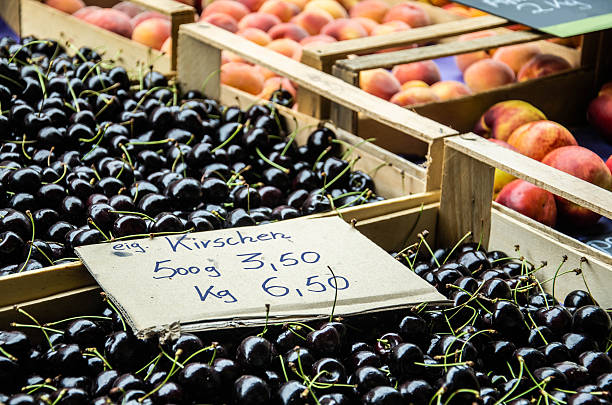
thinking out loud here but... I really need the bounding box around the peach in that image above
[441,4,472,18]
[489,139,518,196]
[321,18,368,41]
[454,30,497,72]
[401,80,428,90]
[542,146,612,227]
[370,20,410,36]
[304,0,348,19]
[352,17,379,34]
[285,0,309,10]
[430,80,472,101]
[517,54,572,81]
[266,38,302,60]
[44,0,85,14]
[300,34,336,47]
[254,65,277,80]
[291,9,334,35]
[84,9,134,38]
[238,12,282,31]
[464,59,515,92]
[268,22,308,41]
[507,120,577,161]
[259,76,297,100]
[259,0,299,22]
[112,2,144,18]
[161,37,172,54]
[389,86,439,107]
[202,0,250,22]
[132,11,168,28]
[493,43,541,75]
[598,81,612,97]
[587,94,612,142]
[202,13,239,33]
[359,68,401,101]
[222,50,245,63]
[236,0,267,11]
[73,6,100,19]
[495,180,557,227]
[473,100,547,141]
[237,27,272,46]
[349,0,389,23]
[391,60,440,85]
[221,62,265,94]
[382,3,430,28]
[131,18,171,50]
[338,0,359,11]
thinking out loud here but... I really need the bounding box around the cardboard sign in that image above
[452,0,612,37]
[585,232,612,256]
[76,216,445,337]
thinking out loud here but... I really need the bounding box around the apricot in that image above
[238,12,282,32]
[430,80,472,101]
[131,18,171,50]
[495,180,557,227]
[266,38,302,60]
[259,0,299,22]
[304,0,348,19]
[473,100,546,141]
[542,146,612,227]
[382,3,430,28]
[493,43,541,75]
[300,34,336,47]
[370,20,410,36]
[44,0,85,14]
[349,0,389,23]
[352,17,379,34]
[291,9,334,35]
[507,120,577,161]
[391,60,440,85]
[359,68,401,101]
[237,27,272,46]
[390,86,439,107]
[83,9,134,38]
[400,80,429,90]
[221,62,265,94]
[268,22,308,41]
[202,0,250,22]
[202,13,239,33]
[321,18,368,41]
[517,54,572,81]
[132,11,168,28]
[464,59,515,92]
[112,1,144,18]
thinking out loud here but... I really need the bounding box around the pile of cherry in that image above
[0,35,380,275]
[0,240,610,404]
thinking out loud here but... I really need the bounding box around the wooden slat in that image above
[301,15,508,67]
[177,22,457,143]
[335,30,545,72]
[0,0,20,35]
[446,135,612,219]
[437,144,495,248]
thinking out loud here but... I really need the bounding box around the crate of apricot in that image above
[8,0,196,75]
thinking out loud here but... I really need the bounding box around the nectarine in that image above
[45,0,85,14]
[349,0,389,23]
[238,12,282,32]
[391,60,440,85]
[587,94,612,143]
[464,59,515,92]
[291,9,334,35]
[202,13,239,33]
[389,86,439,107]
[202,0,250,22]
[473,100,546,141]
[84,9,134,38]
[268,22,309,41]
[382,3,430,27]
[517,54,572,82]
[430,80,472,101]
[493,43,541,75]
[507,120,577,161]
[495,180,557,227]
[321,18,368,41]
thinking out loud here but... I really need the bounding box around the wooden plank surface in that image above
[21,0,171,74]
[438,145,495,248]
[447,135,612,219]
[301,15,508,66]
[0,0,20,35]
[335,30,544,72]
[178,23,457,143]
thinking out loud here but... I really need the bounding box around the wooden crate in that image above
[8,0,196,75]
[0,34,443,308]
[330,22,611,136]
[178,22,458,193]
[2,136,611,326]
[0,0,20,35]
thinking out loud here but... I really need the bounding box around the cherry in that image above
[236,336,274,371]
[535,305,573,337]
[544,341,571,364]
[319,393,351,405]
[399,380,433,404]
[579,351,612,378]
[555,361,590,388]
[284,346,315,373]
[233,375,270,405]
[564,290,596,309]
[104,332,137,370]
[213,357,242,390]
[307,324,341,356]
[349,366,389,396]
[388,343,423,378]
[572,306,612,341]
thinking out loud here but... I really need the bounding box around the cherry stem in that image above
[84,347,113,370]
[17,211,35,274]
[312,146,332,171]
[418,232,440,268]
[443,232,472,265]
[21,135,32,160]
[88,218,110,241]
[280,123,300,157]
[128,138,175,146]
[101,293,126,332]
[136,353,161,375]
[322,157,358,191]
[44,315,111,327]
[494,357,524,404]
[336,137,375,161]
[335,188,371,210]
[255,147,289,174]
[110,210,156,222]
[211,124,243,154]
[23,383,57,394]
[328,266,339,322]
[279,354,289,382]
[139,349,183,402]
[443,388,480,405]
[50,388,66,405]
[0,345,17,361]
[258,304,272,337]
[8,40,51,64]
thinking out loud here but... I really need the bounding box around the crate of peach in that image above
[6,0,196,75]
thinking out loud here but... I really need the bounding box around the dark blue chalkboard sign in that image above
[452,0,612,37]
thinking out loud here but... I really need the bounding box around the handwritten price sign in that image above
[452,0,612,37]
[76,217,444,336]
